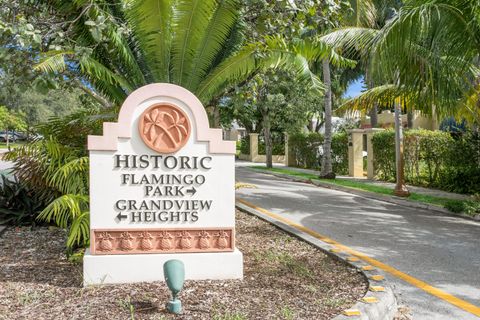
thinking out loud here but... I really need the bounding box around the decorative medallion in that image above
[138,104,191,153]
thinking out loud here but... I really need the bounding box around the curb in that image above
[251,168,480,222]
[236,201,398,320]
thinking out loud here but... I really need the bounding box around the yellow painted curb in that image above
[370,275,385,281]
[329,248,342,253]
[362,265,375,271]
[236,198,480,317]
[347,257,360,262]
[343,309,361,316]
[369,286,386,292]
[362,296,379,303]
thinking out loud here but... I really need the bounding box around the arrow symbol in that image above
[117,212,128,221]
[186,187,197,196]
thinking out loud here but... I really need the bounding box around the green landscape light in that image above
[163,259,185,314]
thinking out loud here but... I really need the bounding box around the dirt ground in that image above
[0,210,367,320]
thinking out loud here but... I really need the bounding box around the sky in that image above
[344,77,365,99]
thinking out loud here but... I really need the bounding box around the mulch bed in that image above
[0,210,367,320]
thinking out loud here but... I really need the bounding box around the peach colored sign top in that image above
[138,103,191,153]
[87,83,235,154]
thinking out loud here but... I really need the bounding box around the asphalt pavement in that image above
[235,162,480,319]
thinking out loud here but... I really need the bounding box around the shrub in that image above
[442,130,480,194]
[288,132,348,174]
[6,139,90,252]
[417,130,452,186]
[288,132,323,169]
[371,130,396,181]
[239,136,250,155]
[258,132,285,155]
[372,129,480,194]
[4,109,102,253]
[331,132,349,175]
[444,200,480,216]
[0,175,46,225]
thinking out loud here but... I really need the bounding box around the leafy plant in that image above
[288,132,348,174]
[0,175,45,225]
[33,0,353,108]
[238,136,250,155]
[258,132,285,155]
[289,132,324,169]
[444,200,480,216]
[330,132,349,175]
[5,134,91,252]
[372,129,480,194]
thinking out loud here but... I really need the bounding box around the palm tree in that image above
[25,0,355,251]
[323,0,479,194]
[318,0,400,179]
[35,0,351,113]
[326,1,479,117]
[319,59,335,178]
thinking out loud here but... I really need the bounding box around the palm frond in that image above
[126,0,174,82]
[321,27,380,58]
[67,211,90,248]
[370,2,477,108]
[186,0,241,91]
[78,56,129,104]
[33,50,75,74]
[171,0,218,85]
[49,157,89,195]
[338,84,404,115]
[103,26,147,87]
[37,194,89,228]
[293,38,357,68]
[347,0,378,28]
[196,46,259,104]
[261,37,327,92]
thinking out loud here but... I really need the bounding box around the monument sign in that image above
[83,83,243,285]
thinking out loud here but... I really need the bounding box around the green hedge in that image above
[258,133,285,155]
[372,129,480,194]
[288,132,323,168]
[442,130,480,194]
[239,136,250,155]
[288,132,348,175]
[331,132,349,175]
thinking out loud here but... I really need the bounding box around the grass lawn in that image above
[252,166,477,216]
[0,142,26,149]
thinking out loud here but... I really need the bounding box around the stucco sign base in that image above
[83,248,243,285]
[85,83,242,286]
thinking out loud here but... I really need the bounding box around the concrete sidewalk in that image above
[242,161,471,201]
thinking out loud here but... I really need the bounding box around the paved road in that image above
[235,163,480,319]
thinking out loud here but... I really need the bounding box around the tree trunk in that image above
[263,111,273,169]
[5,128,10,151]
[320,60,335,179]
[366,69,378,128]
[407,111,414,129]
[370,103,378,127]
[394,102,409,196]
[213,105,221,128]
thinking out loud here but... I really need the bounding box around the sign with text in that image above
[87,84,236,255]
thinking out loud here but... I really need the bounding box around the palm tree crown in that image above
[36,0,353,108]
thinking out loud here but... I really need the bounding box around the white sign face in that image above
[87,84,236,255]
